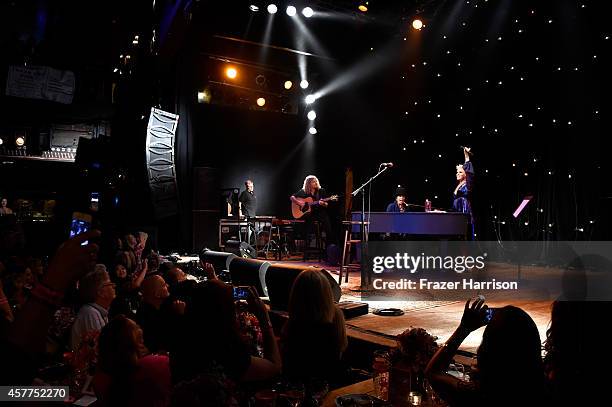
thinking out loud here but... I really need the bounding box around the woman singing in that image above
[453,147,475,239]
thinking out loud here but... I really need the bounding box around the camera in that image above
[232,286,249,300]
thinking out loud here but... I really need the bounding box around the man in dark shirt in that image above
[239,180,257,245]
[238,180,257,218]
[386,187,408,212]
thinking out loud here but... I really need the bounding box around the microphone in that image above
[460,146,474,156]
[380,162,394,168]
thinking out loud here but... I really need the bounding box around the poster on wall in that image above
[5,64,75,104]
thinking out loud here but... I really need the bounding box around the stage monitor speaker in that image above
[225,240,257,259]
[265,264,341,311]
[200,249,237,273]
[229,258,271,297]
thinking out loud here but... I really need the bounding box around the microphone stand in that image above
[351,165,391,290]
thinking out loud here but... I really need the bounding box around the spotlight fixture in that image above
[267,4,277,14]
[305,94,316,104]
[307,110,316,120]
[300,79,309,89]
[284,80,293,90]
[412,19,423,30]
[249,4,259,12]
[225,67,238,79]
[286,5,297,16]
[302,7,314,18]
[358,3,368,12]
[197,90,211,103]
[255,74,266,86]
[309,127,317,135]
[15,136,25,147]
[0,137,3,146]
[256,97,266,107]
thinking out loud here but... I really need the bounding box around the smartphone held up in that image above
[69,212,92,245]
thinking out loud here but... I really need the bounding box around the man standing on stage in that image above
[239,179,257,218]
[239,179,257,246]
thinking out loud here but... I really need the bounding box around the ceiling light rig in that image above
[302,7,314,18]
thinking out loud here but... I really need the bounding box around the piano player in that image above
[386,187,408,213]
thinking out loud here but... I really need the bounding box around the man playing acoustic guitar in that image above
[290,175,337,256]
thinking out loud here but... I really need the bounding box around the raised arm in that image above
[462,147,474,192]
[425,298,487,404]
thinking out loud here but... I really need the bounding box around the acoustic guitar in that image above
[291,195,339,219]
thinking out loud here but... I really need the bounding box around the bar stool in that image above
[339,220,368,284]
[303,220,323,262]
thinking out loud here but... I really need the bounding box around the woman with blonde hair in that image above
[290,175,336,257]
[281,269,348,386]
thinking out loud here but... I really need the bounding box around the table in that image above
[322,379,374,407]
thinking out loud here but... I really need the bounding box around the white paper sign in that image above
[6,65,75,104]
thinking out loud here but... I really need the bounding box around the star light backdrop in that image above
[167,0,609,242]
[2,0,609,249]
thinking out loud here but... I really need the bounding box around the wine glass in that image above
[282,382,305,407]
[308,379,329,406]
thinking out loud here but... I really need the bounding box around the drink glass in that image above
[281,382,305,407]
[372,350,390,401]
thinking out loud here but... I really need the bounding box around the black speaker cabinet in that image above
[229,258,270,297]
[265,264,341,311]
[200,250,237,272]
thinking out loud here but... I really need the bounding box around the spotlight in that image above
[225,67,238,79]
[257,97,266,107]
[412,19,423,30]
[309,127,317,135]
[300,79,309,89]
[302,7,314,18]
[305,94,316,104]
[286,5,297,16]
[284,80,293,89]
[197,90,211,103]
[267,4,277,14]
[15,136,25,147]
[0,138,3,146]
[358,3,368,12]
[249,4,259,12]
[255,74,266,86]
[307,110,316,120]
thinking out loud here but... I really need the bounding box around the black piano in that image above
[351,211,469,239]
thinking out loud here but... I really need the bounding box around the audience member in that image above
[544,301,609,405]
[70,268,116,351]
[171,281,281,386]
[0,230,101,384]
[425,298,547,406]
[94,315,171,407]
[2,264,32,312]
[136,274,184,353]
[281,269,348,386]
[0,197,13,216]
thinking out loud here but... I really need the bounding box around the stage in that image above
[265,258,554,355]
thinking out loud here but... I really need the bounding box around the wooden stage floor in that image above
[266,258,554,354]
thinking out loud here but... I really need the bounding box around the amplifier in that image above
[338,301,369,319]
[218,219,249,248]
